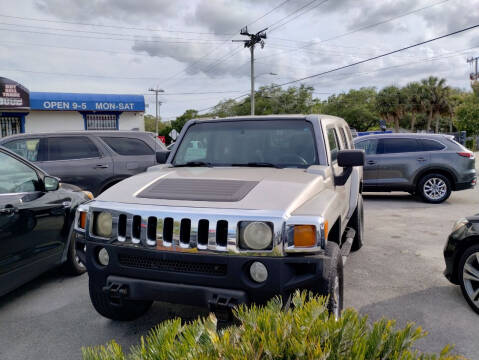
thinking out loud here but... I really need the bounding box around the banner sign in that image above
[0,77,30,109]
[30,92,145,112]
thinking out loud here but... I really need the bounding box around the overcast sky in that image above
[1,0,478,119]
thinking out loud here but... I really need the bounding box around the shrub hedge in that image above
[82,292,465,360]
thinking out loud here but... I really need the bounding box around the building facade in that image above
[0,77,145,138]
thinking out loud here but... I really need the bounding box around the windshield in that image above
[172,120,318,168]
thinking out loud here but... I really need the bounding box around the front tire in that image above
[418,173,451,203]
[62,227,86,275]
[89,279,153,321]
[320,242,343,318]
[458,245,479,314]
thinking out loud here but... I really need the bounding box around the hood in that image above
[98,167,326,215]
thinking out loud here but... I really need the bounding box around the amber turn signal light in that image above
[79,212,87,229]
[293,225,317,247]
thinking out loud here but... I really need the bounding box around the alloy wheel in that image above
[423,177,447,201]
[462,251,479,308]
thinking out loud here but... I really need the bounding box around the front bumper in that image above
[83,239,330,308]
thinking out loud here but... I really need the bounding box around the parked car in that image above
[0,146,91,296]
[444,216,479,314]
[0,131,168,196]
[74,115,364,321]
[354,133,476,203]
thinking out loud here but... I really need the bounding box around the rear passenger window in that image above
[101,137,154,156]
[339,128,349,149]
[327,128,340,162]
[3,138,41,162]
[380,138,420,154]
[48,137,99,161]
[355,139,378,155]
[421,139,445,151]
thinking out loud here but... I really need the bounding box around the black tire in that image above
[458,244,479,314]
[320,242,343,318]
[350,195,364,252]
[89,278,153,321]
[418,173,451,204]
[62,227,86,276]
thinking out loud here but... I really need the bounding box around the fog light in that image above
[98,248,109,266]
[250,261,268,283]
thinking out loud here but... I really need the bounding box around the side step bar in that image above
[341,227,356,265]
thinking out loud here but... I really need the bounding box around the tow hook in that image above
[102,283,129,304]
[208,295,236,322]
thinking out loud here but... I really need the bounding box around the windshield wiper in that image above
[231,162,280,168]
[174,161,213,167]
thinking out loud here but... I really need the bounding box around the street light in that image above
[148,87,164,135]
[254,72,277,80]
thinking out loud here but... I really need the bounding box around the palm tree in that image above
[420,76,450,133]
[377,86,405,132]
[403,82,422,132]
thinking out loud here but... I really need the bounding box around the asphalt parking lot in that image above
[1,188,478,359]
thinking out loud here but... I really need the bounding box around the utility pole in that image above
[467,56,479,81]
[148,87,164,135]
[233,26,267,115]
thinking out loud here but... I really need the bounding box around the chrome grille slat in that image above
[207,220,217,250]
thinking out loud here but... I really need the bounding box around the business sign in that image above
[0,77,30,109]
[29,92,145,112]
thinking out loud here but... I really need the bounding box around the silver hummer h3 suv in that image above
[74,115,365,320]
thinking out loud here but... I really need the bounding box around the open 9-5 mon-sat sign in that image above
[0,77,30,109]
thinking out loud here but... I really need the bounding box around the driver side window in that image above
[0,152,40,194]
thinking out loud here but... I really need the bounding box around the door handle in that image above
[366,160,376,165]
[417,157,427,162]
[94,164,109,169]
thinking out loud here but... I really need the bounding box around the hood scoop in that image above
[136,178,259,202]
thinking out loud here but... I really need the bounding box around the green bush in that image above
[82,292,465,360]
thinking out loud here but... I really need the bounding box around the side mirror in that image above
[334,150,364,186]
[44,176,60,192]
[156,150,171,164]
[337,150,365,168]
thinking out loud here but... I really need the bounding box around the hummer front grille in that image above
[84,202,286,256]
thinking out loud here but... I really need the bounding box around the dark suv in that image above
[354,133,476,203]
[0,131,167,196]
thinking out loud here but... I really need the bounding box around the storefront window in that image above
[0,116,21,138]
[86,114,117,130]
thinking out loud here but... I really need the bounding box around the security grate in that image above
[0,116,20,138]
[86,114,117,130]
[118,253,227,275]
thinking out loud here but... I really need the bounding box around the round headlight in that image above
[95,212,112,238]
[243,222,273,250]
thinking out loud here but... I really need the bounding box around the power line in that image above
[0,13,231,35]
[0,27,225,44]
[257,0,452,60]
[269,0,329,33]
[267,0,321,31]
[198,24,479,111]
[0,21,227,42]
[273,22,479,87]
[247,0,292,27]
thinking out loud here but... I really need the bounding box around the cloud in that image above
[421,0,479,33]
[34,0,179,21]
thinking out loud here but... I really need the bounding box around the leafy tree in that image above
[171,109,199,133]
[455,92,479,149]
[314,88,379,131]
